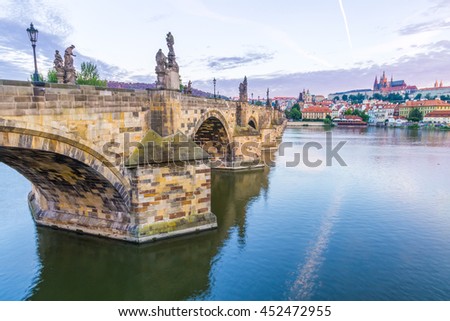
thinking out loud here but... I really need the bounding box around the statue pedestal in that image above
[155,70,179,90]
[64,68,76,85]
[156,70,168,89]
[56,71,64,84]
[166,70,180,90]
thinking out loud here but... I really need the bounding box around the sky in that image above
[1,0,450,97]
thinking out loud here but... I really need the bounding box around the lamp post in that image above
[213,78,216,100]
[26,23,39,82]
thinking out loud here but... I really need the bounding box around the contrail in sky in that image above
[338,0,353,50]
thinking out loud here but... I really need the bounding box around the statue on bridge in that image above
[63,45,77,85]
[239,76,248,102]
[166,32,179,73]
[266,87,271,107]
[186,80,192,94]
[155,49,168,89]
[53,50,64,84]
[155,49,167,72]
[155,32,180,90]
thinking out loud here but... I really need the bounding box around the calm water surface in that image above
[1,127,450,300]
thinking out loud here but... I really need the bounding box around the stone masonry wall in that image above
[0,80,150,165]
[127,161,216,241]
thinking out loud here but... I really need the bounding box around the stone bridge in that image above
[0,79,285,242]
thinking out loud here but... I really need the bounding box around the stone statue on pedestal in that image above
[155,49,168,89]
[266,87,271,107]
[53,50,64,84]
[186,80,192,94]
[63,45,77,85]
[166,32,179,72]
[155,32,180,90]
[239,76,248,102]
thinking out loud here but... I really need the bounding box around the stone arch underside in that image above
[0,129,134,239]
[193,116,232,165]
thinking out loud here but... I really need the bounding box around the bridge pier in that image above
[27,160,217,243]
[128,162,216,242]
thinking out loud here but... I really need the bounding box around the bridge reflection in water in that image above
[26,168,271,300]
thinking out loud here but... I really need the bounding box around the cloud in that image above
[429,0,450,11]
[421,39,450,51]
[0,16,144,82]
[0,19,63,80]
[0,0,73,80]
[399,20,450,35]
[146,14,170,23]
[208,52,274,70]
[0,0,72,38]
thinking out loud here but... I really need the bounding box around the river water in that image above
[1,127,450,300]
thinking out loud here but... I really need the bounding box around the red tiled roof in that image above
[402,100,450,107]
[379,85,407,92]
[303,106,332,113]
[425,110,450,117]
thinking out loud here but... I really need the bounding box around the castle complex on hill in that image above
[372,71,415,93]
[328,71,450,100]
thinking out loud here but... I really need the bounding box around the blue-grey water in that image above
[1,127,450,300]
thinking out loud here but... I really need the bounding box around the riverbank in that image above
[287,121,325,127]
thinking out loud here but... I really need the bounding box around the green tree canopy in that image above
[285,103,302,121]
[408,108,423,122]
[349,93,365,104]
[344,108,369,122]
[386,93,404,103]
[323,114,333,125]
[440,95,450,102]
[77,62,107,87]
[372,93,384,101]
[290,108,302,121]
[353,109,369,122]
[47,69,57,83]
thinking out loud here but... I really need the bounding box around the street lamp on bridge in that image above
[26,23,39,82]
[213,78,216,100]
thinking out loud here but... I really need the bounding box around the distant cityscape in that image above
[328,71,450,101]
[279,71,450,126]
[107,71,450,126]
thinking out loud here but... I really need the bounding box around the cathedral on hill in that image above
[373,71,408,92]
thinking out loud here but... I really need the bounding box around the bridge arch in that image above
[0,118,131,231]
[193,110,233,165]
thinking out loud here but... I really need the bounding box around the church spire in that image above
[373,76,378,90]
